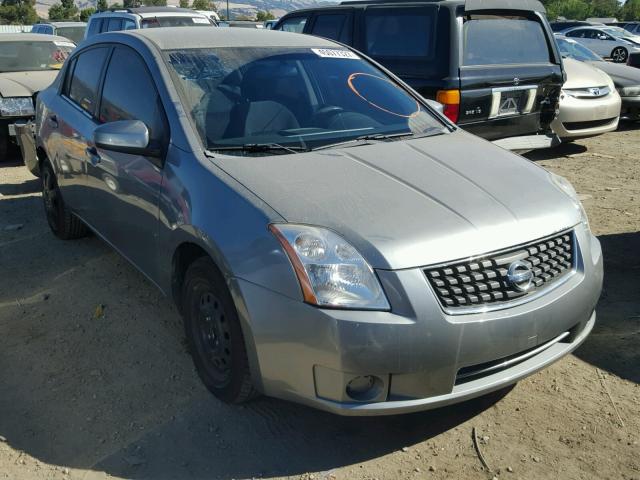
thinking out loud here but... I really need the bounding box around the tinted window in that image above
[463,15,551,65]
[87,18,103,37]
[123,19,136,30]
[106,18,123,32]
[0,41,74,73]
[364,8,435,58]
[277,16,308,33]
[567,29,595,39]
[140,16,211,28]
[68,47,109,114]
[311,13,351,43]
[56,26,85,43]
[43,25,54,35]
[99,47,165,141]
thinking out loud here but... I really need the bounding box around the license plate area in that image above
[489,85,538,119]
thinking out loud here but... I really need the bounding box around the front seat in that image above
[224,64,300,139]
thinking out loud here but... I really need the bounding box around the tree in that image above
[191,0,211,10]
[97,0,108,11]
[255,10,274,21]
[48,0,78,20]
[590,0,620,18]
[179,0,189,7]
[143,0,166,5]
[544,0,591,20]
[622,0,640,21]
[80,6,94,20]
[48,3,66,20]
[0,0,38,24]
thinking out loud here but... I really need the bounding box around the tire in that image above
[182,257,257,403]
[611,46,628,63]
[41,161,88,240]
[0,124,8,162]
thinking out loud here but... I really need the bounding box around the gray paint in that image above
[36,29,603,415]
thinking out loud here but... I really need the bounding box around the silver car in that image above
[34,28,603,415]
[564,26,640,63]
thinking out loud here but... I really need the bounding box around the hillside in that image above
[35,0,333,20]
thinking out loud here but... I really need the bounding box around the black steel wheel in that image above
[182,257,257,403]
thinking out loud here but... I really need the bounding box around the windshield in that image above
[603,27,635,39]
[557,37,602,62]
[164,47,446,155]
[141,16,212,28]
[56,26,85,43]
[0,41,74,72]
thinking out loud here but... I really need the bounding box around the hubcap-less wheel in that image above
[42,168,60,232]
[612,47,628,63]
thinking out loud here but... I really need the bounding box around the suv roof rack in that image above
[339,0,545,12]
[100,6,197,14]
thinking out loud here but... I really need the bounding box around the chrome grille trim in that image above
[424,229,577,315]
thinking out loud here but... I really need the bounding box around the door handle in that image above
[85,146,101,166]
[47,115,58,128]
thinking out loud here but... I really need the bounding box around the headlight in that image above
[270,224,390,310]
[0,97,34,117]
[619,86,640,97]
[550,173,589,228]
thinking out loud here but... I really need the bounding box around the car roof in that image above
[122,27,339,50]
[285,0,545,14]
[44,22,86,27]
[0,33,74,42]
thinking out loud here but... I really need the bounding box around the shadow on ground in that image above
[574,231,640,384]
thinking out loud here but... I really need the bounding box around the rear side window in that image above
[311,13,352,43]
[364,8,436,58]
[67,47,109,115]
[277,15,308,33]
[98,46,166,141]
[43,25,54,35]
[87,18,103,37]
[463,15,551,66]
[123,19,136,30]
[141,16,211,28]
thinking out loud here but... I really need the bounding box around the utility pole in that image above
[226,0,229,21]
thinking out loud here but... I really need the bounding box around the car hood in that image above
[0,70,59,97]
[586,60,640,87]
[562,58,612,88]
[214,131,580,270]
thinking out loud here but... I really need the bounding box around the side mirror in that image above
[425,98,445,115]
[94,120,159,157]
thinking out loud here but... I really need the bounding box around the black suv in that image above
[273,0,564,150]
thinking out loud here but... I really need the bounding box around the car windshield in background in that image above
[56,26,85,43]
[556,37,602,62]
[141,16,212,28]
[0,41,74,72]
[165,47,446,155]
[463,15,551,66]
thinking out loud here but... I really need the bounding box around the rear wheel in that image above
[611,46,628,63]
[182,257,257,403]
[41,161,87,239]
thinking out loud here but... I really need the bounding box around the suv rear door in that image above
[457,6,563,140]
[307,9,354,44]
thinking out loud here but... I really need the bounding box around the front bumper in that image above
[552,91,621,139]
[234,225,603,416]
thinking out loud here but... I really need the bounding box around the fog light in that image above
[346,375,383,401]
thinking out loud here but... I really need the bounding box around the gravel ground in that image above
[0,126,638,480]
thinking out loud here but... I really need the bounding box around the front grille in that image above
[425,231,574,311]
[563,118,616,131]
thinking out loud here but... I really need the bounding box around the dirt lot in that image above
[0,126,638,480]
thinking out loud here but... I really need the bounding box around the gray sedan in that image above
[34,28,603,415]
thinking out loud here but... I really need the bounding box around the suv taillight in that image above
[436,89,460,123]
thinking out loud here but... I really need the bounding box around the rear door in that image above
[458,10,563,140]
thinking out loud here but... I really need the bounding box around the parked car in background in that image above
[563,26,640,63]
[607,21,640,35]
[556,35,640,120]
[85,7,215,38]
[195,10,220,24]
[550,21,602,33]
[552,58,620,141]
[0,34,74,161]
[31,22,86,44]
[263,19,279,29]
[273,0,564,151]
[33,27,603,415]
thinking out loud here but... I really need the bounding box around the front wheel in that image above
[41,161,87,240]
[611,47,628,63]
[182,257,257,403]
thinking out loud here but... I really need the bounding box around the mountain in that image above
[35,0,335,20]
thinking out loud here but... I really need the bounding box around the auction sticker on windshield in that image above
[192,17,210,24]
[312,48,359,59]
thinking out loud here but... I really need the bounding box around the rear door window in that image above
[106,18,123,32]
[363,7,436,58]
[123,19,136,30]
[463,15,551,66]
[310,12,352,43]
[87,18,103,36]
[66,47,110,115]
[276,15,308,33]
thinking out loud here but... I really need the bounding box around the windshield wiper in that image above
[207,143,309,155]
[312,128,444,151]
